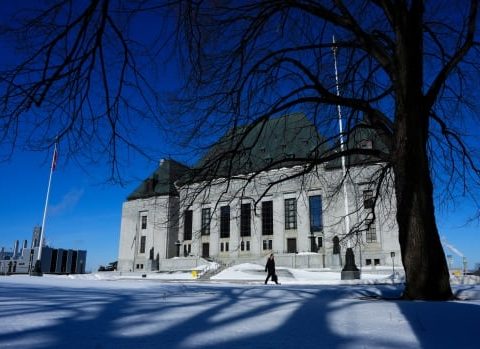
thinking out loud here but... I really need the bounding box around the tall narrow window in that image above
[365,219,377,242]
[184,210,193,240]
[263,239,273,250]
[240,203,251,237]
[220,206,230,238]
[285,198,297,230]
[201,208,211,235]
[141,215,147,229]
[139,236,146,253]
[363,190,374,209]
[262,201,273,235]
[309,195,323,232]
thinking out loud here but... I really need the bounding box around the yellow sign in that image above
[191,270,198,279]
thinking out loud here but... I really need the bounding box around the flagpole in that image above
[32,141,57,276]
[332,35,351,243]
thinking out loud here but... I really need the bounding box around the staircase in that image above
[198,259,231,280]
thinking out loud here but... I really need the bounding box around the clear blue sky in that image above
[0,148,151,271]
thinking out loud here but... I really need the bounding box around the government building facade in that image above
[117,114,401,272]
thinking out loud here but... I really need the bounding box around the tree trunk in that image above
[393,113,453,300]
[392,1,453,300]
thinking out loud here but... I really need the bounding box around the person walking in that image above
[265,253,279,284]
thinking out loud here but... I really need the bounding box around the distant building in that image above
[118,113,401,272]
[0,226,87,274]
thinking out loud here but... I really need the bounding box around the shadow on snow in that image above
[0,280,478,349]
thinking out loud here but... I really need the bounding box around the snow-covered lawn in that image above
[0,265,479,349]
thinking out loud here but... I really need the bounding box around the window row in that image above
[183,196,323,240]
[365,258,381,266]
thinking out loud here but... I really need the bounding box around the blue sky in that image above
[0,148,145,271]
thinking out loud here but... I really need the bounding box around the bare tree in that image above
[173,0,480,300]
[0,0,171,181]
[1,1,479,300]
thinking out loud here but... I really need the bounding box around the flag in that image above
[51,145,58,171]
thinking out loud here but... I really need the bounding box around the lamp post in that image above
[390,251,395,282]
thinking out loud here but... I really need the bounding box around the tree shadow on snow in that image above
[0,280,477,349]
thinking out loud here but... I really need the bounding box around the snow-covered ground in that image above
[0,264,479,349]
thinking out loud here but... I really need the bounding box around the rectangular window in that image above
[310,237,317,252]
[317,236,323,248]
[262,201,273,235]
[201,208,211,235]
[184,210,193,240]
[139,236,146,253]
[366,219,377,243]
[202,243,209,258]
[225,242,229,252]
[246,241,250,251]
[263,239,273,250]
[287,238,297,253]
[366,259,372,266]
[374,258,380,266]
[240,241,245,251]
[141,215,147,229]
[309,195,323,232]
[285,198,297,230]
[182,244,191,256]
[220,242,224,252]
[220,206,230,238]
[363,190,374,209]
[183,244,191,256]
[240,203,251,237]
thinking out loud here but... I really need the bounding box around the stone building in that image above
[117,113,401,272]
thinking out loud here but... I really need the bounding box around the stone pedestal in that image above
[30,260,43,277]
[341,248,360,280]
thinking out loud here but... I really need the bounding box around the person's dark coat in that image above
[265,255,279,284]
[265,258,275,274]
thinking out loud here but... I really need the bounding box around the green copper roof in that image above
[127,159,190,200]
[179,113,328,183]
[127,113,391,197]
[325,117,392,169]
